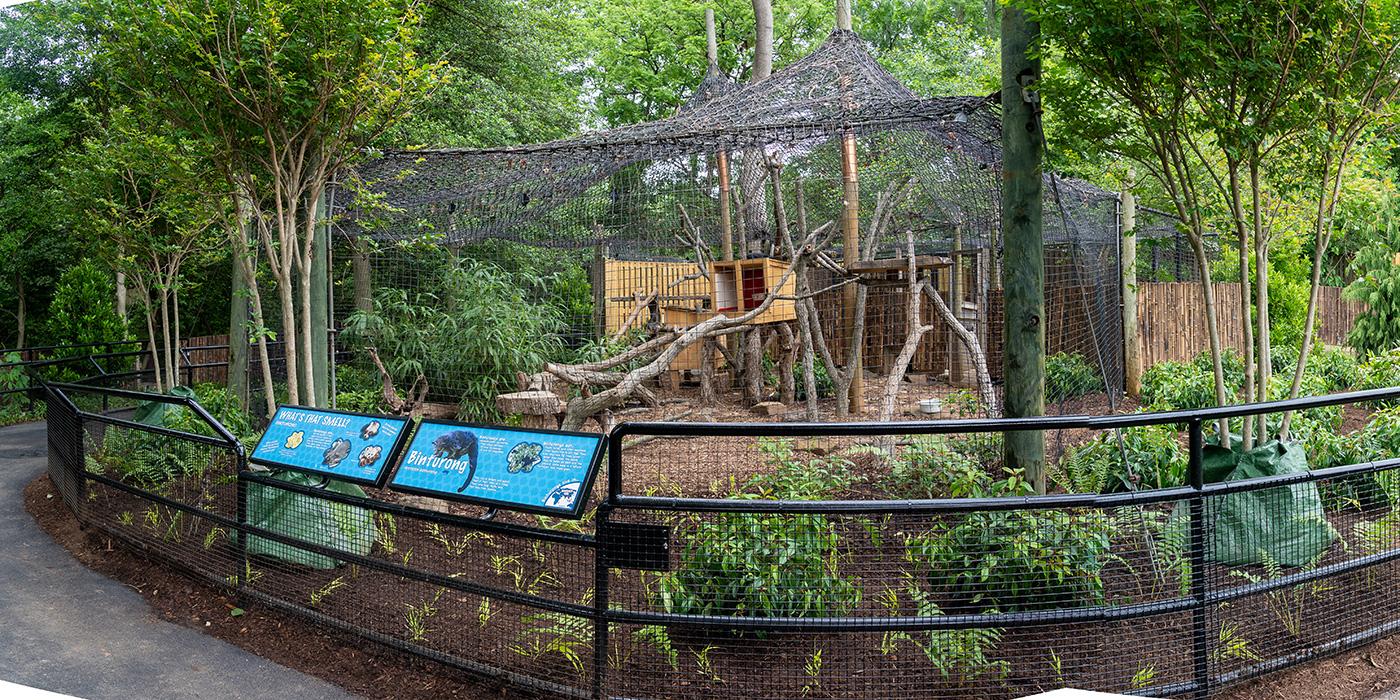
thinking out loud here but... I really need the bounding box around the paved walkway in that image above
[0,421,354,700]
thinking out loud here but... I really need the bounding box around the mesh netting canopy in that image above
[335,28,1126,416]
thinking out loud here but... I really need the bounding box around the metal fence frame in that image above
[39,377,1400,699]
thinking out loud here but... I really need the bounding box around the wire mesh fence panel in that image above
[328,29,1128,439]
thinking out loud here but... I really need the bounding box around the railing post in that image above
[1188,418,1210,698]
[593,430,623,700]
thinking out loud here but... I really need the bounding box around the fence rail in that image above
[37,376,1400,699]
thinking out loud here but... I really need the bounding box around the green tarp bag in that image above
[132,386,196,426]
[1204,439,1334,568]
[243,470,377,570]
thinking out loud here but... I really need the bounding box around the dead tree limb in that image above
[923,282,997,415]
[878,230,937,423]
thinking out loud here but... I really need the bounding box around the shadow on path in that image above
[0,421,355,700]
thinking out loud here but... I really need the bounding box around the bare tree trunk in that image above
[1251,159,1271,441]
[700,339,718,406]
[1229,165,1255,449]
[778,322,796,405]
[173,284,182,387]
[160,286,174,392]
[739,0,773,253]
[143,287,162,392]
[352,237,373,313]
[744,326,765,405]
[278,276,301,406]
[878,233,935,422]
[116,271,128,324]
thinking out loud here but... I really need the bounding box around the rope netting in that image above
[331,28,1125,443]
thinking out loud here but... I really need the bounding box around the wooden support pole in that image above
[1001,4,1045,492]
[707,9,734,263]
[841,133,864,415]
[1121,173,1142,398]
[949,225,966,385]
[836,0,852,31]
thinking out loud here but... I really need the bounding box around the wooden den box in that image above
[708,258,796,325]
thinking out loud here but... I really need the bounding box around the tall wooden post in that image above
[837,0,863,414]
[1001,5,1045,492]
[1121,173,1141,398]
[310,192,331,408]
[228,226,250,407]
[708,9,734,263]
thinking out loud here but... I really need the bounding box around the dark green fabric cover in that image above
[244,471,376,569]
[131,385,196,425]
[1204,439,1334,567]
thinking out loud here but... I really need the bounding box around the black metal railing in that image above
[38,379,1400,699]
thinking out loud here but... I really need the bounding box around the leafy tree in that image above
[43,258,127,350]
[92,0,447,411]
[1346,212,1400,356]
[61,107,222,391]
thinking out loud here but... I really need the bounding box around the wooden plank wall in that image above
[601,260,710,336]
[1137,283,1363,367]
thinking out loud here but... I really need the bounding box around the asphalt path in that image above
[0,420,354,700]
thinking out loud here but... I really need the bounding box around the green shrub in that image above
[1308,347,1361,392]
[655,439,861,619]
[1142,360,1218,411]
[1046,352,1099,403]
[1345,223,1400,357]
[793,360,836,401]
[1054,423,1186,493]
[884,436,1026,499]
[911,508,1113,612]
[42,259,127,352]
[1358,349,1400,405]
[1193,349,1246,393]
[658,511,860,619]
[343,257,565,422]
[1271,344,1300,377]
[93,384,253,489]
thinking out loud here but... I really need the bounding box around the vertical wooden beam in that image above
[706,9,734,263]
[1121,174,1142,398]
[1001,4,1045,492]
[841,133,864,415]
[949,226,966,385]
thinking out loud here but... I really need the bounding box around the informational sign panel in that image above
[251,406,410,487]
[388,420,605,518]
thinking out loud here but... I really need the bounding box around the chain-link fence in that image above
[44,380,1400,699]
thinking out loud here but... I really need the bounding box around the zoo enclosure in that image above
[40,373,1400,700]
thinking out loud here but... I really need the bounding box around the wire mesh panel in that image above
[331,28,1127,437]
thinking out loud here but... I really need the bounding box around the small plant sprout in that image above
[117,511,133,526]
[202,526,226,550]
[510,612,592,679]
[310,576,346,607]
[1212,621,1261,662]
[802,647,823,696]
[633,625,678,671]
[403,589,443,643]
[1131,665,1156,690]
[477,597,492,627]
[692,644,721,682]
[374,512,397,554]
[425,522,478,557]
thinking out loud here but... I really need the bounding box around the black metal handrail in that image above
[38,377,1400,700]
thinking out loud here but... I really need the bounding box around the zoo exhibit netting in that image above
[331,28,1126,440]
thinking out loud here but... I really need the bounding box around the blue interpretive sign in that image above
[388,420,605,518]
[251,406,410,487]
